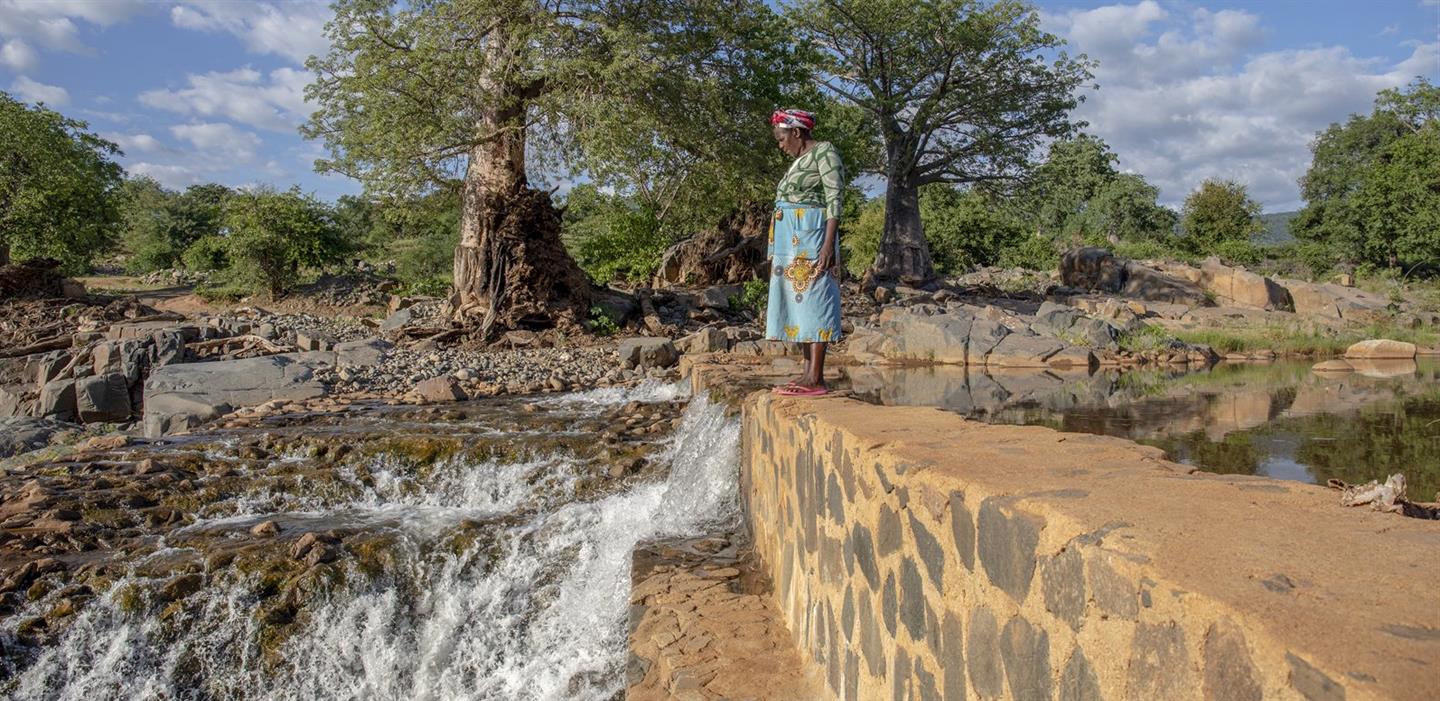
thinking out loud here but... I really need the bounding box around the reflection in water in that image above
[845,360,1440,496]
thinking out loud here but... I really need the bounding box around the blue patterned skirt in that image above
[765,201,842,343]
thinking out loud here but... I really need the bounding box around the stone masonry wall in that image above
[728,383,1440,701]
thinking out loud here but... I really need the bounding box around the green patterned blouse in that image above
[775,141,845,220]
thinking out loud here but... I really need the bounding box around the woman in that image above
[766,108,844,397]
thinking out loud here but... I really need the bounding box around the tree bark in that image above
[448,77,591,338]
[871,173,935,284]
[0,240,9,267]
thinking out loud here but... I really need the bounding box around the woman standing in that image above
[766,108,844,396]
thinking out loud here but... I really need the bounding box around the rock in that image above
[37,379,76,421]
[1281,279,1390,321]
[966,319,1011,366]
[379,307,417,333]
[78,434,128,451]
[334,337,392,368]
[619,337,679,369]
[1046,346,1096,369]
[696,285,744,310]
[74,373,132,423]
[157,574,205,603]
[1061,248,1125,292]
[412,375,467,402]
[1120,262,1210,306]
[874,308,973,364]
[1198,258,1293,311]
[592,288,638,327]
[251,520,281,537]
[143,352,333,437]
[1311,359,1354,373]
[676,327,728,355]
[1344,339,1417,360]
[294,331,333,352]
[0,417,64,458]
[986,334,1066,368]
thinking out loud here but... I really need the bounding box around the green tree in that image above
[790,0,1092,282]
[0,92,123,271]
[119,179,232,273]
[1021,134,1175,247]
[917,185,1025,274]
[1180,179,1264,255]
[305,0,796,335]
[1294,78,1440,272]
[219,188,349,297]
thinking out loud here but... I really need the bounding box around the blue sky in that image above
[3,0,1437,211]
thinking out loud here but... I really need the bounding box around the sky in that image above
[3,0,1437,212]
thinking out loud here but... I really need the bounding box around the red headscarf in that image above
[770,108,816,131]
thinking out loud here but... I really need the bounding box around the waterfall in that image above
[6,386,739,701]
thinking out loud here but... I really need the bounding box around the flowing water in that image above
[3,382,739,700]
[847,359,1440,496]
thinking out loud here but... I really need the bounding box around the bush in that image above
[587,305,620,336]
[1212,239,1263,267]
[998,234,1059,271]
[734,278,769,315]
[217,188,349,297]
[571,206,668,284]
[181,235,229,272]
[1112,238,1186,263]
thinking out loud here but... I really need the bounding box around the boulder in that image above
[592,288,638,327]
[1120,263,1210,307]
[985,334,1065,368]
[379,307,417,333]
[676,327,728,355]
[877,308,973,364]
[1281,279,1390,321]
[1030,302,1119,350]
[75,373,131,423]
[143,352,333,437]
[619,337,679,369]
[1061,248,1125,292]
[1344,339,1417,360]
[0,417,65,458]
[411,376,467,402]
[37,379,76,421]
[334,337,393,368]
[1198,258,1293,311]
[1045,346,1096,370]
[965,319,1012,366]
[696,285,744,310]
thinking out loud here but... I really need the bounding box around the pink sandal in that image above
[774,385,828,397]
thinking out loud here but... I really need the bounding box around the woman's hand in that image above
[817,218,840,278]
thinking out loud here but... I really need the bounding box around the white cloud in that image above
[0,0,149,54]
[0,39,37,72]
[139,67,311,132]
[1049,2,1431,210]
[10,75,70,106]
[170,121,263,161]
[106,132,166,156]
[170,1,331,65]
[128,162,204,189]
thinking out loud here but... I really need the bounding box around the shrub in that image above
[572,206,668,284]
[998,234,1059,271]
[735,278,769,315]
[1212,239,1263,267]
[181,235,229,272]
[217,188,349,297]
[587,305,620,336]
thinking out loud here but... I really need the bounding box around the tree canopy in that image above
[1021,134,1175,247]
[790,0,1093,282]
[0,91,124,271]
[1294,78,1439,272]
[1180,179,1264,255]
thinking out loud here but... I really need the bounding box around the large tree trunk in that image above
[871,174,935,284]
[449,89,592,339]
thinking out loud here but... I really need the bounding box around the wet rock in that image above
[411,376,467,403]
[619,338,678,370]
[157,573,205,603]
[251,520,281,537]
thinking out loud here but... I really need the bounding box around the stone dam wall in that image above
[677,360,1440,701]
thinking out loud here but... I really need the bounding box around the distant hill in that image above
[1257,210,1298,246]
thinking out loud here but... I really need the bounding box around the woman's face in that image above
[773,125,803,157]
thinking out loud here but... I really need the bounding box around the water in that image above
[5,385,740,700]
[846,359,1440,497]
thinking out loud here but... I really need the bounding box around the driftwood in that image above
[0,337,72,359]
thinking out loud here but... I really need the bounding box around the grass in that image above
[1120,321,1440,356]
